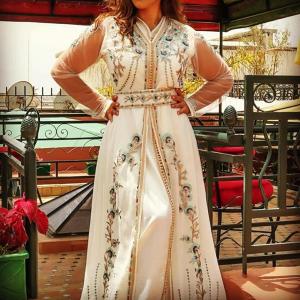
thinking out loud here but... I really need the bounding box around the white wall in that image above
[0,21,86,93]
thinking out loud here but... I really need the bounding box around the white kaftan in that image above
[51,15,233,300]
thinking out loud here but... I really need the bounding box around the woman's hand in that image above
[171,88,191,115]
[105,95,120,121]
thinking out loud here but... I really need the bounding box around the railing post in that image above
[206,143,214,226]
[0,153,11,208]
[243,75,254,274]
[21,114,38,299]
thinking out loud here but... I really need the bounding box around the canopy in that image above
[0,0,299,31]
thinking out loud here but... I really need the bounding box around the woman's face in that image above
[132,0,161,10]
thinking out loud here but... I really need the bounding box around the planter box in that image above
[0,250,29,300]
[37,163,51,176]
[86,162,96,175]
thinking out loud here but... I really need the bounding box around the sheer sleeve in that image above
[185,32,234,116]
[50,22,112,120]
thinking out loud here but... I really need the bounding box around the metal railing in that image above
[1,77,299,276]
[1,112,106,182]
[1,80,299,113]
[0,111,220,184]
[228,79,300,101]
[0,109,39,298]
[196,75,300,273]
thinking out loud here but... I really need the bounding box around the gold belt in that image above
[116,88,176,108]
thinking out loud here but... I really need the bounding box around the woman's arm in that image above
[50,23,112,119]
[185,32,234,116]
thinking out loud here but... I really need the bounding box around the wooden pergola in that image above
[0,0,299,32]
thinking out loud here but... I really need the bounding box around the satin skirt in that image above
[80,91,226,300]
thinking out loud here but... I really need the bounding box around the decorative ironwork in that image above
[253,83,277,103]
[229,80,300,101]
[3,129,13,136]
[258,120,273,208]
[43,123,69,139]
[195,75,300,274]
[1,81,299,113]
[229,80,244,99]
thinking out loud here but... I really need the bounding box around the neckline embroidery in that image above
[135,16,167,44]
[136,16,165,33]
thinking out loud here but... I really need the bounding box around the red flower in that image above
[33,209,48,235]
[0,207,8,215]
[14,199,37,222]
[0,195,49,254]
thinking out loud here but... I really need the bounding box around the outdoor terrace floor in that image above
[34,188,300,300]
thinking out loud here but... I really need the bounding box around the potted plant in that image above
[36,155,51,176]
[86,152,98,175]
[0,195,48,300]
[86,161,97,175]
[37,162,51,176]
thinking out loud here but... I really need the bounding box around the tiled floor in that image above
[38,252,85,300]
[36,189,300,299]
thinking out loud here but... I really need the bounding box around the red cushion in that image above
[212,146,256,156]
[212,179,273,206]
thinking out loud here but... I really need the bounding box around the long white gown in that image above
[51,15,233,300]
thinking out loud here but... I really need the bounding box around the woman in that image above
[51,0,233,299]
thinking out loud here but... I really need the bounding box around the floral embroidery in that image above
[120,31,146,90]
[176,48,190,87]
[124,90,171,104]
[106,21,125,86]
[156,22,189,87]
[157,25,189,59]
[103,154,123,298]
[102,16,194,94]
[102,134,142,298]
[106,19,146,89]
[127,134,142,170]
[162,134,206,299]
[132,30,146,55]
[163,134,187,185]
[107,49,126,86]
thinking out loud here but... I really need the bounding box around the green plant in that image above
[225,25,290,77]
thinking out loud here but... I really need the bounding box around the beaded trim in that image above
[117,89,175,108]
[134,18,169,89]
[120,101,172,109]
[127,109,149,299]
[149,107,176,300]
[126,106,176,299]
[124,91,172,104]
[117,88,174,95]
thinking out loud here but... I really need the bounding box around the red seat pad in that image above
[212,179,273,206]
[212,146,256,156]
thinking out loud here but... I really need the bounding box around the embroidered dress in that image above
[51,16,233,300]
